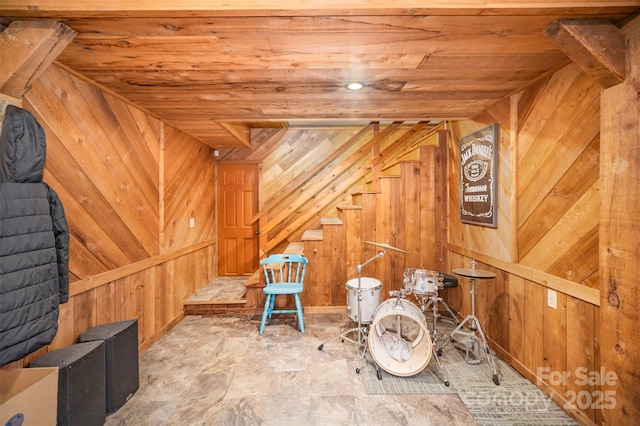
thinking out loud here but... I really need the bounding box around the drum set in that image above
[317,240,469,386]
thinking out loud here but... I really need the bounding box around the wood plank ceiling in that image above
[2,1,638,147]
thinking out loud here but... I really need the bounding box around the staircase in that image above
[184,122,447,316]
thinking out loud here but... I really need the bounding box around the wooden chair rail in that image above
[447,243,599,306]
[69,239,216,297]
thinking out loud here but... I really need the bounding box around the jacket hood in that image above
[0,104,46,184]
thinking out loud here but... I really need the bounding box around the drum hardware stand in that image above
[428,333,450,387]
[317,249,387,380]
[383,289,450,386]
[422,289,460,327]
[441,262,500,385]
[317,240,406,381]
[418,293,449,356]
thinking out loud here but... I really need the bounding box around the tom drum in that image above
[403,268,442,296]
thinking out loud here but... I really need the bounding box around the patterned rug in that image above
[362,324,577,425]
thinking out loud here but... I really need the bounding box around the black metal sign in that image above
[459,123,498,227]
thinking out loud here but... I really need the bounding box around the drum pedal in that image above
[453,337,481,365]
[464,338,481,365]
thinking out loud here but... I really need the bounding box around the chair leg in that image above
[294,294,304,333]
[268,293,276,319]
[260,294,272,335]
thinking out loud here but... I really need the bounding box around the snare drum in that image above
[403,268,442,296]
[368,298,432,376]
[346,277,382,324]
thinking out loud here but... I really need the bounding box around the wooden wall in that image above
[2,63,218,367]
[598,16,640,426]
[446,63,602,424]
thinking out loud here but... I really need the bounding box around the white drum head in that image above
[368,298,432,376]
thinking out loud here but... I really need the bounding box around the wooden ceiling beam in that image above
[217,122,252,148]
[3,1,639,17]
[544,18,626,88]
[0,20,76,98]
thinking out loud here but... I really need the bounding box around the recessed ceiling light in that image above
[346,82,364,91]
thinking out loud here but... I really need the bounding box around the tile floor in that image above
[105,278,575,426]
[105,313,477,425]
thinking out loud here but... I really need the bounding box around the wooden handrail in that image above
[258,121,405,239]
[374,121,429,169]
[263,122,422,252]
[257,121,441,254]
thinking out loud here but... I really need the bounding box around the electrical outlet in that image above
[189,217,195,228]
[547,289,557,309]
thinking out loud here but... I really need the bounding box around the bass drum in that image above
[367,298,432,376]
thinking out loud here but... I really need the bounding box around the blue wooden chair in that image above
[259,254,308,335]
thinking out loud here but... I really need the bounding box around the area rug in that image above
[362,355,456,395]
[362,329,578,425]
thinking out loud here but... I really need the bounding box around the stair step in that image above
[284,241,305,254]
[320,217,343,226]
[351,191,379,205]
[244,269,263,288]
[336,204,363,210]
[301,229,323,241]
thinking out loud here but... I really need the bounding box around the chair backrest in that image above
[261,254,308,286]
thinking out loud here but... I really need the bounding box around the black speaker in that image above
[78,319,139,414]
[30,341,106,426]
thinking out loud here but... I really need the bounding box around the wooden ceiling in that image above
[2,1,638,147]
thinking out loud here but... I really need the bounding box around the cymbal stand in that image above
[317,249,387,378]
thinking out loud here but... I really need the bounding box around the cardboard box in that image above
[0,368,58,426]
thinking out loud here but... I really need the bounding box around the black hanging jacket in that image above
[0,104,69,366]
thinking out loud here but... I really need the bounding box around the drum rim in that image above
[346,276,382,289]
[368,298,432,376]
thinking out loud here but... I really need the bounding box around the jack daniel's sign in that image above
[459,123,498,227]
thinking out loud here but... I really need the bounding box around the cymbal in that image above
[365,240,408,253]
[452,267,496,279]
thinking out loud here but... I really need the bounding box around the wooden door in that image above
[218,164,259,276]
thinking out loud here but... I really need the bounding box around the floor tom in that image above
[346,277,382,324]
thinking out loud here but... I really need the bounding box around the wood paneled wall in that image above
[599,16,640,425]
[3,63,217,367]
[163,124,217,253]
[446,63,603,424]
